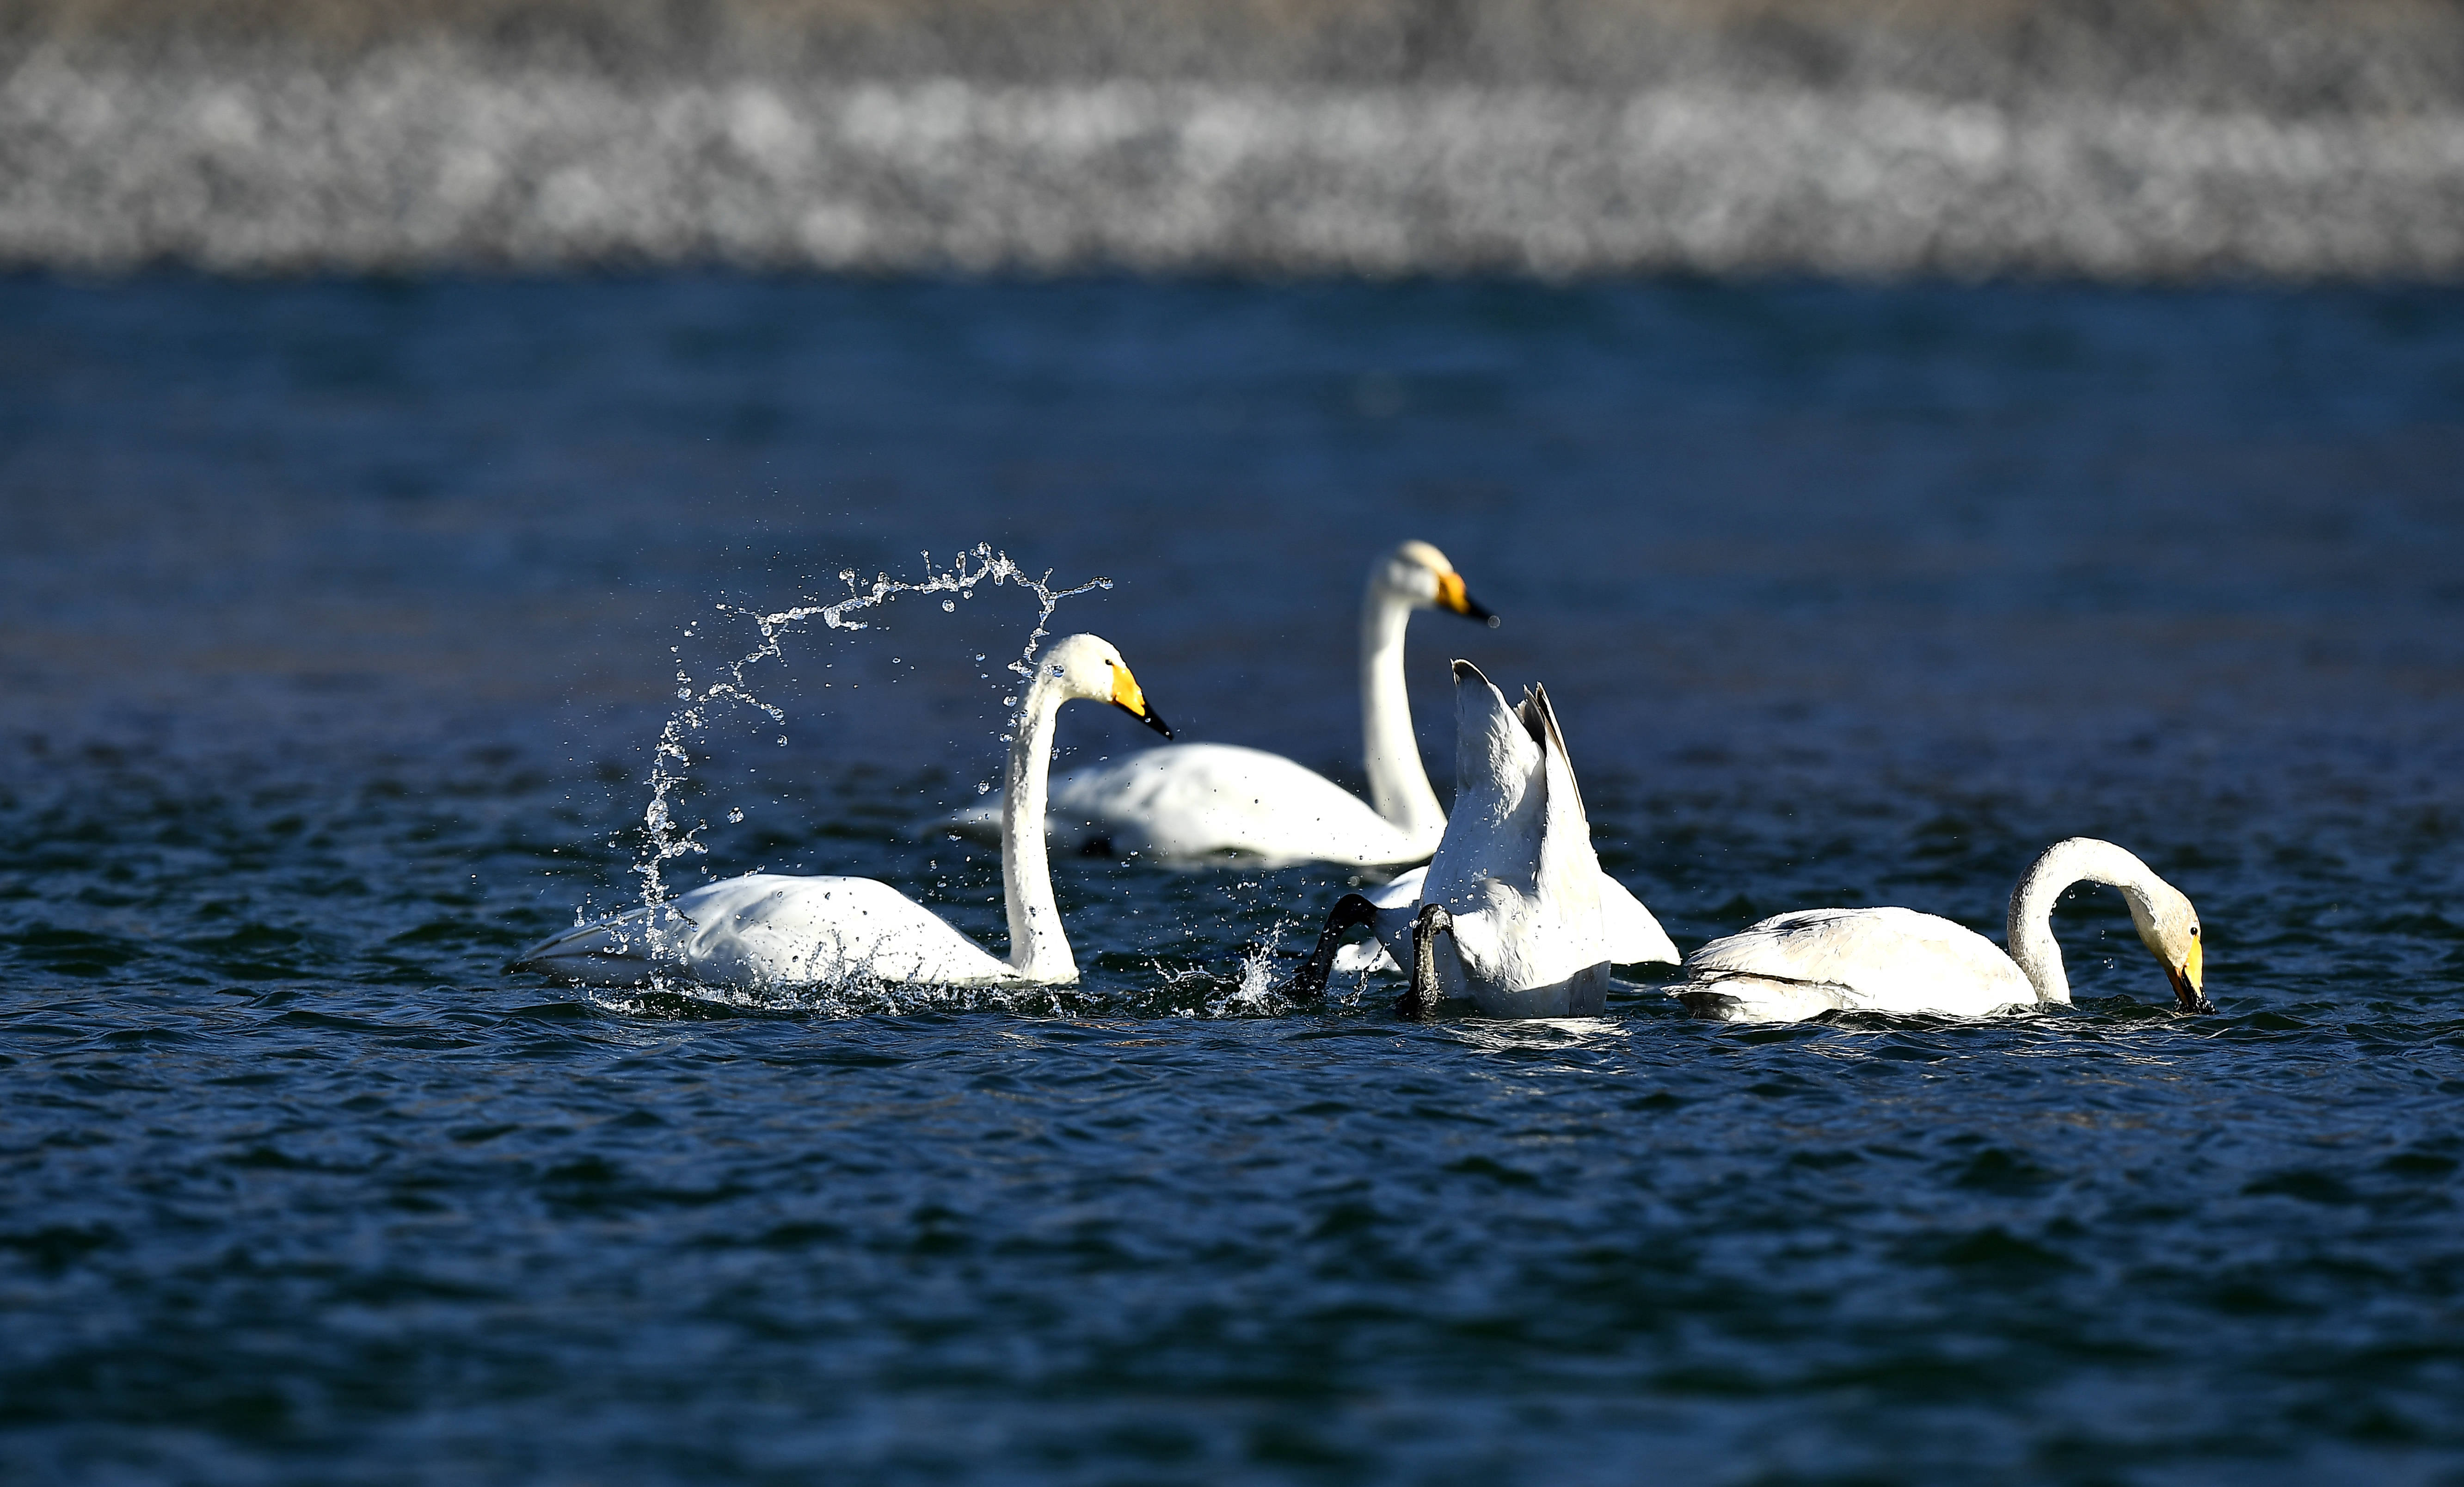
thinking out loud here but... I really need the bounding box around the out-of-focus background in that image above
[7,0,2464,276]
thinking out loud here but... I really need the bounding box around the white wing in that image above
[1600,875,1681,965]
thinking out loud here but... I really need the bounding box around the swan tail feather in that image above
[1517,683,1586,821]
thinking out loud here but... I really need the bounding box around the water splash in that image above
[627,544,1106,975]
[1210,933,1297,1017]
[586,952,1303,1020]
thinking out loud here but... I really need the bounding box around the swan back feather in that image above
[1680,906,2033,1019]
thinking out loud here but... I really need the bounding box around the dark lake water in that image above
[4,272,2464,1484]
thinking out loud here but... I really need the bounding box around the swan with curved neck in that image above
[931,541,1493,868]
[510,635,1169,989]
[1671,837,2212,1022]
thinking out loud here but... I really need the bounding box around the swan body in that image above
[511,634,1171,990]
[1671,837,2211,1022]
[510,874,1021,988]
[1287,660,1625,1018]
[1005,743,1424,864]
[1404,664,1613,1017]
[932,541,1493,867]
[1328,861,1679,977]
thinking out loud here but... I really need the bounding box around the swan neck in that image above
[2005,837,2160,1006]
[1001,675,1075,982]
[1360,586,1444,846]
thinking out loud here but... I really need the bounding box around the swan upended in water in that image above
[510,634,1171,990]
[1314,858,1678,980]
[931,540,1494,868]
[1667,836,2212,1022]
[1287,660,1660,1018]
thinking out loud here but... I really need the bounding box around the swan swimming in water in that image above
[931,540,1494,868]
[1286,660,1656,1018]
[510,634,1170,990]
[1667,836,2212,1022]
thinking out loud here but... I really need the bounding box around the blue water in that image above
[4,274,2464,1484]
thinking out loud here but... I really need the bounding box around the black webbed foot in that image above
[1278,893,1380,1002]
[1396,903,1453,1020]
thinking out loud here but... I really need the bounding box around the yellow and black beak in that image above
[1435,570,1499,629]
[1109,663,1172,740]
[2165,938,2212,1016]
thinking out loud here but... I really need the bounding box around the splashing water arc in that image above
[626,545,1107,977]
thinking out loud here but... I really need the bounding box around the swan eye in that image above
[2190,926,2200,938]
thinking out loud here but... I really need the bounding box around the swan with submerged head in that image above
[510,634,1170,989]
[932,540,1494,868]
[1284,660,1671,1017]
[1301,856,1678,985]
[1667,836,2212,1021]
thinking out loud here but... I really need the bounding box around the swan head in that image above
[1376,540,1498,627]
[1038,634,1171,739]
[2124,877,2210,1015]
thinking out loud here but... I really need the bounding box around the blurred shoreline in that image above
[6,0,2464,278]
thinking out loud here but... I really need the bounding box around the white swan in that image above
[510,635,1170,990]
[1313,858,1678,981]
[931,540,1494,867]
[1668,837,2212,1022]
[1286,660,1652,1018]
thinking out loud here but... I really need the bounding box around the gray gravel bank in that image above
[8,0,2464,280]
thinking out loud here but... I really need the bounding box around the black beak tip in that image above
[1141,709,1172,741]
[2168,972,2216,1016]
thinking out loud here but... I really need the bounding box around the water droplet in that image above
[976,782,991,795]
[1002,696,1017,706]
[777,736,788,746]
[942,599,955,612]
[727,808,744,823]
[675,687,691,700]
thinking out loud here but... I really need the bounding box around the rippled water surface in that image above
[5,275,2464,1484]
